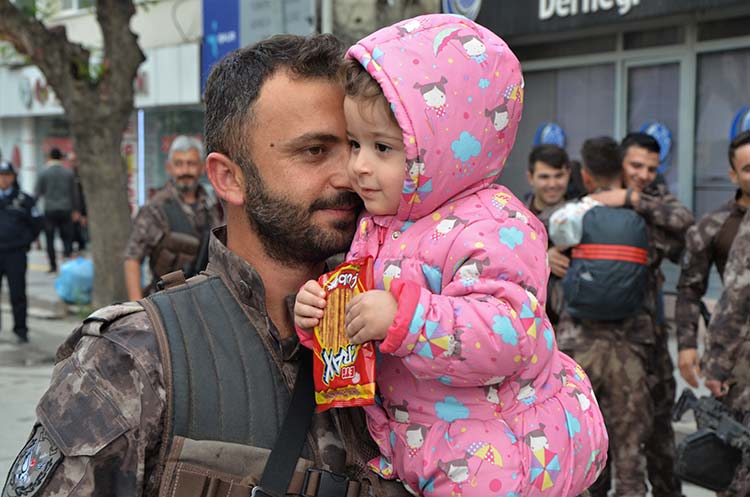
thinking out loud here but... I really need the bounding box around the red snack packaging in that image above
[312,256,377,412]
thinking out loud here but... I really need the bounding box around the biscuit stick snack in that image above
[313,257,377,412]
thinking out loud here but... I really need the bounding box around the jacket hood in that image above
[347,14,524,222]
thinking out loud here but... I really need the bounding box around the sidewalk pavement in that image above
[1,248,86,320]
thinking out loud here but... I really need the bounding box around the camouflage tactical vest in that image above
[139,273,323,497]
[148,199,204,291]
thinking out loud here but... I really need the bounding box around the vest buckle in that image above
[302,468,353,497]
[250,486,275,497]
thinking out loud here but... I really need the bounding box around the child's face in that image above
[344,96,406,216]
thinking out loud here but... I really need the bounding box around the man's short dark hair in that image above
[581,136,622,180]
[620,132,660,160]
[528,144,569,173]
[49,148,64,160]
[203,34,345,163]
[729,130,750,169]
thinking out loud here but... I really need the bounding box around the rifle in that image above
[672,389,750,491]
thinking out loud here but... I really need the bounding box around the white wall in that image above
[49,0,202,50]
[0,42,200,118]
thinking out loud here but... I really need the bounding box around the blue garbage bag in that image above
[55,257,94,304]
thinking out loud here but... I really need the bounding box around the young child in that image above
[294,14,607,497]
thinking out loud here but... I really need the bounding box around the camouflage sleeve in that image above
[635,189,695,236]
[703,209,750,382]
[635,190,694,263]
[675,223,713,350]
[124,203,166,262]
[2,312,165,497]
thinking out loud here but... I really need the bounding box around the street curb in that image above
[1,297,69,319]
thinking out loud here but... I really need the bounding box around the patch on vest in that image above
[2,425,63,497]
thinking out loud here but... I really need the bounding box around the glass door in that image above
[626,62,681,195]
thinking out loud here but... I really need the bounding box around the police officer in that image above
[123,135,222,299]
[676,130,750,387]
[524,144,571,327]
[0,161,41,343]
[701,146,750,497]
[2,35,409,497]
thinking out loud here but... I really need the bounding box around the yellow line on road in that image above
[29,264,52,272]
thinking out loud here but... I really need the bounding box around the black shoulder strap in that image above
[147,276,294,449]
[162,198,197,236]
[146,276,317,497]
[257,350,315,497]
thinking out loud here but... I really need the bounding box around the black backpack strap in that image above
[145,276,294,449]
[254,350,315,497]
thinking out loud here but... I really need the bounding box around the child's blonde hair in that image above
[341,58,399,126]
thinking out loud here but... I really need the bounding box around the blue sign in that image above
[202,0,240,93]
[533,122,566,148]
[730,105,750,140]
[639,121,672,173]
[442,0,483,20]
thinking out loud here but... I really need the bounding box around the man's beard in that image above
[240,158,362,265]
[173,176,199,195]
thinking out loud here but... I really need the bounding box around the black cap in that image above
[0,161,16,175]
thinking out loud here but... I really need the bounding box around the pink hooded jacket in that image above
[303,15,608,497]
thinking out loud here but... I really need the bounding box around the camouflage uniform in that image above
[2,228,408,497]
[527,195,568,329]
[554,184,693,497]
[703,206,750,497]
[124,181,222,287]
[676,191,747,350]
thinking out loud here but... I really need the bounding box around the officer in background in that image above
[524,143,570,217]
[676,130,750,387]
[702,205,750,497]
[123,135,222,299]
[0,161,41,343]
[2,34,409,497]
[524,144,571,326]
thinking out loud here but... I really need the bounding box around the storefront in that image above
[477,0,750,216]
[0,42,202,211]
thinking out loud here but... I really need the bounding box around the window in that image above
[60,0,93,12]
[623,26,685,50]
[499,64,616,197]
[694,48,750,216]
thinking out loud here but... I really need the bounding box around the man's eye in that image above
[376,143,392,153]
[307,146,324,156]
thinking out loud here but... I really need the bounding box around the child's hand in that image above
[294,280,326,331]
[345,290,397,345]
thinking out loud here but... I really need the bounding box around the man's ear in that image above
[729,166,739,186]
[581,167,595,193]
[206,152,244,206]
[526,170,534,187]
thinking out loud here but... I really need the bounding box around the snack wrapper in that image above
[313,256,377,412]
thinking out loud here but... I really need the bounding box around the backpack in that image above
[562,205,649,321]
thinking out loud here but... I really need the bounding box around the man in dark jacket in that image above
[34,148,79,272]
[0,161,42,343]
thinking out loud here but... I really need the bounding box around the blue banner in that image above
[202,0,240,94]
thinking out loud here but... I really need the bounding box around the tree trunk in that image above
[0,0,144,307]
[69,117,131,308]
